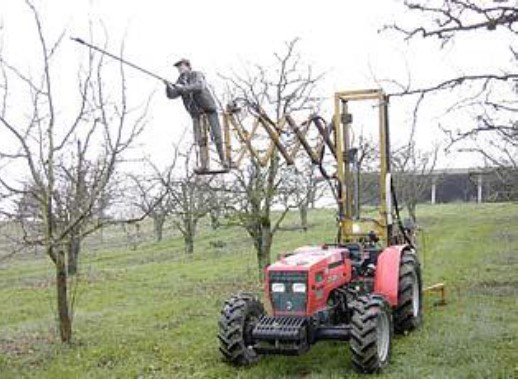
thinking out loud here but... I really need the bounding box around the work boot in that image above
[221,161,230,171]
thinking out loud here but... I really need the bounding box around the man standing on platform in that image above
[165,58,226,171]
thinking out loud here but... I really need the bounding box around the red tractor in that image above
[218,90,423,373]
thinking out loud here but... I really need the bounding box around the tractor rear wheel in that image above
[350,294,393,373]
[394,250,423,333]
[218,293,264,366]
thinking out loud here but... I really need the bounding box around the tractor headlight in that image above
[271,283,285,292]
[292,283,307,293]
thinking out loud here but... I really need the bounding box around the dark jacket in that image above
[166,70,217,116]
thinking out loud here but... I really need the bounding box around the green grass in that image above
[1,203,517,378]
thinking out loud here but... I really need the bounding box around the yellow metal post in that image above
[334,93,346,235]
[378,93,389,245]
[342,100,353,219]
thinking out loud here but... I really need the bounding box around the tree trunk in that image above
[254,220,272,282]
[256,237,272,282]
[299,204,308,231]
[408,200,417,223]
[210,209,220,230]
[183,219,196,254]
[308,184,317,210]
[184,234,194,254]
[67,234,80,276]
[56,249,72,343]
[153,215,165,242]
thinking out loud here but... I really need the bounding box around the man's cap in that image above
[173,58,191,67]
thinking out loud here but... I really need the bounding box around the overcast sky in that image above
[0,0,513,175]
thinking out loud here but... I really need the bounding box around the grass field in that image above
[1,203,517,378]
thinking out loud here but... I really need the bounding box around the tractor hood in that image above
[266,245,350,316]
[269,245,346,271]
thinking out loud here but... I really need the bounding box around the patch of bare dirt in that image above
[0,333,55,357]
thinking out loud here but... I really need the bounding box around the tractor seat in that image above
[364,247,381,266]
[343,243,362,262]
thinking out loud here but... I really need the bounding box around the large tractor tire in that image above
[350,294,393,373]
[394,250,423,333]
[218,293,264,366]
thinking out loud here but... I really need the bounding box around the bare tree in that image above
[221,38,324,278]
[295,168,319,231]
[0,2,149,342]
[278,163,325,231]
[393,143,439,223]
[385,0,518,194]
[130,173,172,242]
[129,152,180,243]
[162,147,211,254]
[385,1,518,43]
[206,176,229,230]
[351,131,380,213]
[223,161,295,275]
[131,143,210,253]
[13,153,112,275]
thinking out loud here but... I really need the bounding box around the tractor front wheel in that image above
[350,294,393,373]
[394,250,423,333]
[218,293,264,366]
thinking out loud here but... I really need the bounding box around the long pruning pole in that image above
[70,37,171,83]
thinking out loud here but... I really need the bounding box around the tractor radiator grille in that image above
[269,271,308,313]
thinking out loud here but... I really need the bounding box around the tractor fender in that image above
[374,245,409,306]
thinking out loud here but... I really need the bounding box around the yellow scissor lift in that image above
[197,89,445,305]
